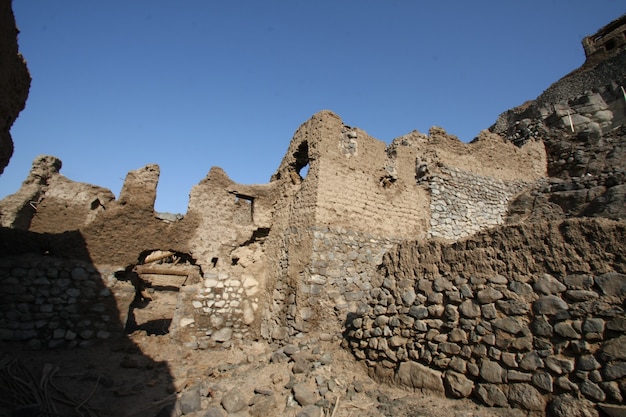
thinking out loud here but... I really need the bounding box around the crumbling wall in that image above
[307,112,431,239]
[495,80,626,148]
[401,128,546,240]
[264,111,548,340]
[581,14,626,66]
[0,108,552,348]
[492,62,626,223]
[344,218,626,412]
[0,156,67,229]
[263,112,329,342]
[303,227,400,338]
[337,19,626,414]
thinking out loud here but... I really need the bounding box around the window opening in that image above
[605,39,616,51]
[292,141,310,180]
[299,164,310,178]
[233,193,254,224]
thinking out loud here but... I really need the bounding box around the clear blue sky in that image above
[3,1,624,214]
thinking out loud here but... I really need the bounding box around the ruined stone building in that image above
[1,2,625,415]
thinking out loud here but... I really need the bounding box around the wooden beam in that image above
[144,251,176,264]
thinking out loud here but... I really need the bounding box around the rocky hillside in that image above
[491,18,626,222]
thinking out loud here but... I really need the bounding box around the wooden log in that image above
[134,265,194,276]
[139,274,187,288]
[144,251,176,264]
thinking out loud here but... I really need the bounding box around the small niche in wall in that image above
[90,198,104,210]
[380,174,397,188]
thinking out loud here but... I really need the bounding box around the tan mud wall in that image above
[0,109,552,349]
[315,156,430,239]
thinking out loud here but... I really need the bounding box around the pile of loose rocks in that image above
[343,270,626,413]
[158,341,369,417]
[155,338,538,417]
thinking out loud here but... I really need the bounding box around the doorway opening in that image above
[117,250,201,335]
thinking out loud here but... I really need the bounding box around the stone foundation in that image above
[344,219,626,411]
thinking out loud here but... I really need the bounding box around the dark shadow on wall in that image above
[0,227,176,417]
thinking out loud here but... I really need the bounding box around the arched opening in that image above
[299,164,310,178]
[116,250,201,336]
[292,141,310,180]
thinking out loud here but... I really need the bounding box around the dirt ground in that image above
[0,323,530,417]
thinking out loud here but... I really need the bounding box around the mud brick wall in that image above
[343,219,626,412]
[314,143,429,239]
[427,166,529,240]
[0,255,128,349]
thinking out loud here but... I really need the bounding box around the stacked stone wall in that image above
[427,166,530,240]
[0,255,127,349]
[290,227,400,338]
[173,270,262,349]
[344,219,626,412]
[0,251,269,351]
[237,226,400,343]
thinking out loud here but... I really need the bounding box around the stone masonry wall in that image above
[491,51,626,146]
[0,255,130,349]
[289,227,400,340]
[178,225,400,347]
[343,219,626,412]
[172,269,262,349]
[0,109,549,351]
[0,248,270,352]
[427,166,530,240]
